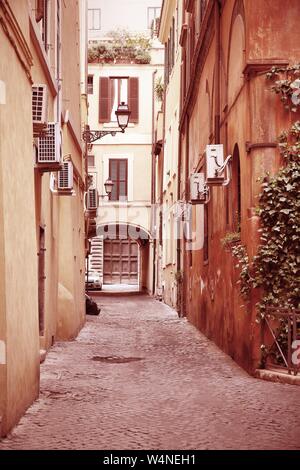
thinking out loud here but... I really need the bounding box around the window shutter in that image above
[109,159,128,201]
[36,0,44,22]
[99,77,111,123]
[128,77,139,123]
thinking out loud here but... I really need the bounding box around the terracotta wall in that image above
[179,0,300,373]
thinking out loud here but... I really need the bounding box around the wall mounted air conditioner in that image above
[32,84,48,136]
[206,144,225,184]
[190,173,209,204]
[205,144,232,186]
[58,161,73,190]
[37,122,62,168]
[87,188,99,211]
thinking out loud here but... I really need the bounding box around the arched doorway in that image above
[91,223,151,292]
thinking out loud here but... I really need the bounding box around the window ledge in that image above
[102,122,135,128]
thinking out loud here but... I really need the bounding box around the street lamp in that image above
[115,102,131,131]
[83,102,131,144]
[98,178,114,201]
[104,178,114,195]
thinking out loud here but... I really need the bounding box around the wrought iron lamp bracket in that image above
[83,129,125,144]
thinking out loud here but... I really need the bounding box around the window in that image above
[35,0,49,51]
[88,155,95,167]
[110,78,128,122]
[164,19,175,86]
[109,159,128,202]
[99,77,139,124]
[87,75,94,94]
[88,9,101,30]
[147,7,161,29]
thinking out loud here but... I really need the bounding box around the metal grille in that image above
[32,85,47,123]
[58,162,73,189]
[88,189,97,210]
[38,123,60,163]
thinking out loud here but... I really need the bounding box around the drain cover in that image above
[91,356,143,364]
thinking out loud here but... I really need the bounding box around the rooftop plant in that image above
[88,29,152,64]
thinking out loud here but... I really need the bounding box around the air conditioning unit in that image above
[37,122,61,166]
[190,173,209,204]
[206,144,226,185]
[32,84,48,135]
[87,188,99,211]
[58,162,73,190]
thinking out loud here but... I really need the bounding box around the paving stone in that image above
[0,295,299,450]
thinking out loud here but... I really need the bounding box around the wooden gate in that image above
[103,239,138,285]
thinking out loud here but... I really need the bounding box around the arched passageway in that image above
[89,223,152,293]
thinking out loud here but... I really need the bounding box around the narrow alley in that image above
[0,295,299,451]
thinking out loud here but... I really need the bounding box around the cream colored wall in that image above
[0,10,39,435]
[0,0,87,436]
[57,180,85,340]
[30,2,60,352]
[57,1,86,340]
[87,2,163,291]
[88,0,162,38]
[159,0,182,309]
[88,63,162,140]
[61,1,82,141]
[88,62,163,242]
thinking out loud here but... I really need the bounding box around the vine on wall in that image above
[223,65,300,322]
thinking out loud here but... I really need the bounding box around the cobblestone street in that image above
[0,295,299,450]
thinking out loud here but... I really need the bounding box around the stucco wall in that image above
[180,0,300,373]
[0,0,87,435]
[0,15,40,434]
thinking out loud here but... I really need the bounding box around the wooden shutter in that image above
[128,77,139,123]
[99,77,111,123]
[118,160,128,200]
[36,0,44,22]
[109,159,128,201]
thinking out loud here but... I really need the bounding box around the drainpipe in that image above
[215,0,221,144]
[176,114,182,314]
[151,69,158,296]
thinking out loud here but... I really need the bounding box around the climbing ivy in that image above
[227,122,300,315]
[223,65,300,322]
[253,158,300,315]
[266,64,300,112]
[231,243,253,302]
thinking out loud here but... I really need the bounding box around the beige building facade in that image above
[0,0,87,436]
[87,0,163,292]
[154,0,183,308]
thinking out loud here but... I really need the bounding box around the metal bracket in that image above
[197,184,211,204]
[82,129,125,144]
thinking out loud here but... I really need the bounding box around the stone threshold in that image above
[255,368,300,386]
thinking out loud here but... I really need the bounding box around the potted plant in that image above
[221,231,241,251]
[154,76,164,101]
[134,51,151,64]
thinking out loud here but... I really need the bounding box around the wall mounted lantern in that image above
[83,102,131,144]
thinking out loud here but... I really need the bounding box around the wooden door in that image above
[103,239,138,285]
